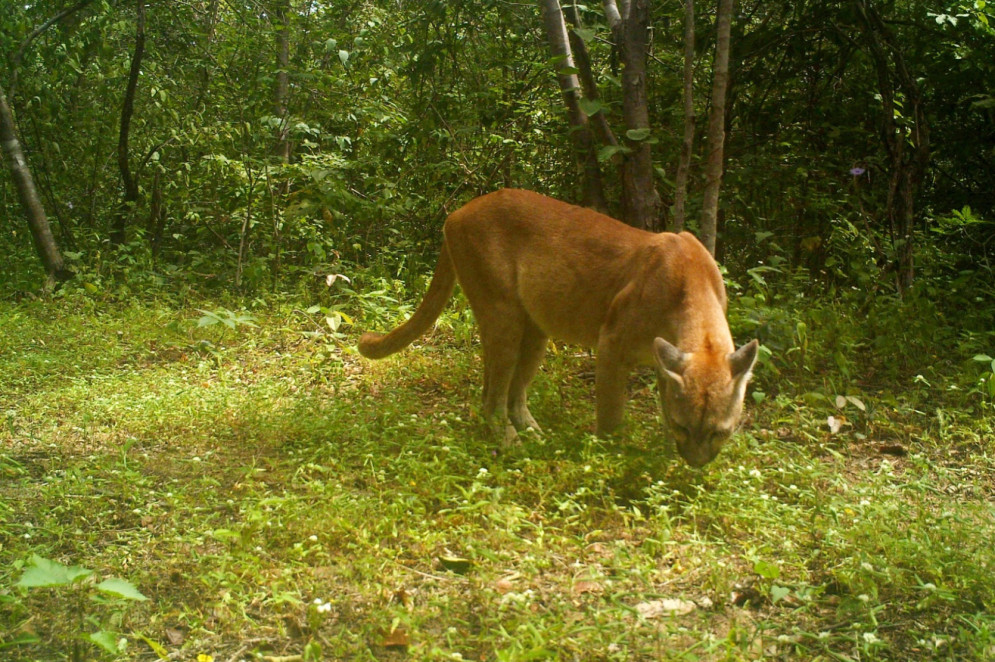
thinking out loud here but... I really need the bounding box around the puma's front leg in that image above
[595,345,631,436]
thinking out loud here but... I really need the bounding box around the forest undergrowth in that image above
[1,266,994,661]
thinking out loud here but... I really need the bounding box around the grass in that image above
[1,291,994,661]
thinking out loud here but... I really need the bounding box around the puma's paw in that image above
[510,408,543,435]
[502,423,521,447]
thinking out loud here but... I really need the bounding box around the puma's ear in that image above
[654,337,689,387]
[729,339,759,380]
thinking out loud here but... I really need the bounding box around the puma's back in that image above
[359,189,757,467]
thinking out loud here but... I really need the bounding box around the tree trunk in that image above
[699,0,734,256]
[0,82,72,286]
[563,3,618,150]
[854,0,930,296]
[112,0,146,246]
[671,0,696,233]
[273,0,291,162]
[146,169,166,257]
[605,0,663,231]
[540,0,607,211]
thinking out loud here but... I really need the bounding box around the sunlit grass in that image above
[1,294,994,660]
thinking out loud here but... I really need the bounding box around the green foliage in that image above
[8,556,147,657]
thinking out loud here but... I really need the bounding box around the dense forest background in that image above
[2,0,992,300]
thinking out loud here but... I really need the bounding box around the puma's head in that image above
[654,337,759,468]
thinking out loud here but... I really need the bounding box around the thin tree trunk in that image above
[0,82,71,286]
[273,0,291,162]
[146,169,166,257]
[605,0,663,231]
[854,0,929,296]
[563,3,618,150]
[540,0,607,211]
[194,0,221,110]
[700,0,734,256]
[112,0,146,246]
[671,0,696,233]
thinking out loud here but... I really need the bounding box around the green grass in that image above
[1,293,994,661]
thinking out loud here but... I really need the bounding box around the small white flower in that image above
[858,594,870,602]
[309,535,318,542]
[749,468,762,478]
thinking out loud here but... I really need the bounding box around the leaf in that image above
[846,396,866,412]
[17,555,92,588]
[770,585,791,604]
[572,27,596,43]
[88,631,121,655]
[438,555,472,574]
[572,580,603,595]
[753,560,780,580]
[835,395,847,409]
[578,98,603,117]
[596,144,629,162]
[96,578,148,601]
[326,315,341,332]
[972,354,993,362]
[0,633,41,650]
[635,598,697,618]
[625,128,652,141]
[325,273,352,287]
[338,50,350,66]
[138,633,169,659]
[383,627,409,649]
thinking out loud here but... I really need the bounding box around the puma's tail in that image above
[358,242,457,359]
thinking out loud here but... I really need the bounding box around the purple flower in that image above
[850,167,866,176]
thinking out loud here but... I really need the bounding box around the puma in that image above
[358,189,758,467]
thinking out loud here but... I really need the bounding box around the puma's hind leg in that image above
[478,311,526,445]
[508,321,546,434]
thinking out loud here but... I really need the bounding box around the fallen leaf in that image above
[770,585,792,604]
[383,627,409,649]
[635,598,697,618]
[438,555,472,574]
[165,628,185,645]
[494,574,519,594]
[827,415,844,434]
[572,580,603,595]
